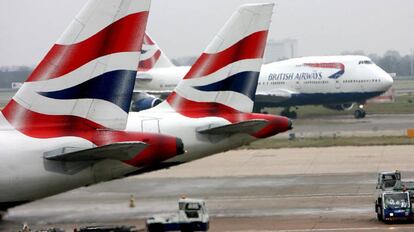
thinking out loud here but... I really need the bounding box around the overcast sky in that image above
[0,0,413,66]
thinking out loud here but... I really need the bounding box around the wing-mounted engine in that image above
[131,92,162,112]
[323,103,354,111]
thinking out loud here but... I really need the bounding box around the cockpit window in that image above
[358,60,373,65]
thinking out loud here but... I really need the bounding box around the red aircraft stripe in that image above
[167,92,291,139]
[2,100,105,139]
[167,92,250,123]
[304,63,345,70]
[2,100,180,167]
[27,12,149,82]
[183,30,268,80]
[138,50,161,71]
[143,33,155,45]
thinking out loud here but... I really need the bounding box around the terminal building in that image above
[264,38,298,63]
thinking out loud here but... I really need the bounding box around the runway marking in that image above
[266,226,414,232]
[210,193,373,202]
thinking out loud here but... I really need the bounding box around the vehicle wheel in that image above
[377,212,382,221]
[191,222,203,230]
[147,223,164,232]
[376,206,383,221]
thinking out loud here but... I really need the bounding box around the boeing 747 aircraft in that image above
[135,36,393,119]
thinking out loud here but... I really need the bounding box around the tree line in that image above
[0,50,413,88]
[342,50,413,76]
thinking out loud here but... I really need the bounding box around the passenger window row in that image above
[343,79,381,83]
[358,60,373,65]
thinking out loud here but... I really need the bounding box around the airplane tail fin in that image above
[2,0,150,130]
[138,33,175,71]
[166,3,273,113]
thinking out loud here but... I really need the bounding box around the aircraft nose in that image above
[381,73,394,91]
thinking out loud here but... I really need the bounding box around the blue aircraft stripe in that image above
[256,91,386,107]
[193,71,260,100]
[38,70,136,113]
[328,70,345,79]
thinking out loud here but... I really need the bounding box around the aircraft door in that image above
[335,80,341,89]
[295,80,301,90]
[141,119,160,133]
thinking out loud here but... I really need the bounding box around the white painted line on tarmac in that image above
[264,226,414,232]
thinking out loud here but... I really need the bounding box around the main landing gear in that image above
[281,107,298,119]
[354,104,366,119]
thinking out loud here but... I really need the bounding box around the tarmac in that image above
[284,113,413,138]
[0,87,413,231]
[2,145,414,231]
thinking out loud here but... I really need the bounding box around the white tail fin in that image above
[166,3,274,114]
[3,0,151,130]
[138,33,175,71]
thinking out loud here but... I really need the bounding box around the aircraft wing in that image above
[255,88,295,103]
[197,120,268,135]
[44,142,147,162]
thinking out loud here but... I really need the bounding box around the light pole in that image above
[411,48,414,77]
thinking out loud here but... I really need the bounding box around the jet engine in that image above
[323,103,354,111]
[131,93,162,112]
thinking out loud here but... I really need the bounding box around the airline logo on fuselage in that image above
[268,72,322,81]
[267,62,345,81]
[304,63,345,79]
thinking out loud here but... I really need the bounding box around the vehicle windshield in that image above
[382,174,397,188]
[186,203,201,210]
[384,193,409,209]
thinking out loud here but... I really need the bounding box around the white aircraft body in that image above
[0,0,184,213]
[135,39,393,119]
[126,4,291,167]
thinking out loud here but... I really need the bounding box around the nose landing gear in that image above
[281,107,298,119]
[354,104,366,119]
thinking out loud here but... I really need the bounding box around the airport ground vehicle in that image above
[375,171,414,222]
[146,198,209,232]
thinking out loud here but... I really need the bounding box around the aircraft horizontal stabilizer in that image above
[133,90,172,95]
[44,142,147,162]
[197,120,268,135]
[136,73,153,80]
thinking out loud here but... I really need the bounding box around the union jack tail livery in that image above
[138,33,175,71]
[3,0,150,130]
[167,3,273,114]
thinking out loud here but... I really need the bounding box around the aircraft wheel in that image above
[280,110,288,117]
[354,109,366,119]
[289,111,298,119]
